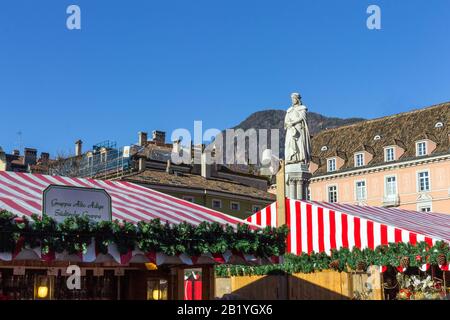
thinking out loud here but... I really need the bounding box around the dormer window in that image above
[321,146,328,151]
[416,141,427,156]
[374,135,381,141]
[384,147,395,162]
[327,158,337,172]
[87,154,93,167]
[435,122,443,128]
[355,153,365,167]
[100,151,107,163]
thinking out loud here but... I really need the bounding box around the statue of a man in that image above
[284,92,312,165]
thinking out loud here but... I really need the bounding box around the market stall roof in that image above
[0,171,272,266]
[0,171,250,227]
[247,198,450,256]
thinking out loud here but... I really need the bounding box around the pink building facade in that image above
[308,102,450,214]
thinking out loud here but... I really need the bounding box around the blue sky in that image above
[0,0,449,155]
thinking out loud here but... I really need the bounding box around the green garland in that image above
[0,210,25,252]
[215,241,450,277]
[0,210,288,258]
[2,209,447,273]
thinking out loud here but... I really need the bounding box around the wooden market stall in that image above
[232,198,450,300]
[247,199,450,255]
[0,171,283,300]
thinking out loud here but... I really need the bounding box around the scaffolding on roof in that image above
[49,141,134,179]
[93,140,117,152]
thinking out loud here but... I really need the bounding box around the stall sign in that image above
[43,185,112,223]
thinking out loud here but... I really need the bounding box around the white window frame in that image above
[355,179,367,201]
[212,199,222,209]
[327,184,338,203]
[418,205,432,213]
[230,201,240,211]
[384,146,395,162]
[384,175,398,198]
[354,152,365,167]
[416,140,427,157]
[417,169,431,193]
[182,196,195,203]
[327,158,337,172]
[87,155,93,167]
[100,151,107,163]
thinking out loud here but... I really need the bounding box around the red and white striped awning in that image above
[0,171,267,265]
[247,198,450,256]
[0,171,249,226]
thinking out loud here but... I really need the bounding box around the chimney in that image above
[201,152,211,179]
[75,140,83,156]
[40,152,50,163]
[24,148,37,166]
[172,139,181,154]
[138,157,146,172]
[152,130,166,145]
[138,131,148,147]
[191,143,202,174]
[0,148,5,171]
[13,150,20,156]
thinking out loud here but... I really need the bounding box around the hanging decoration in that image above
[0,210,289,265]
[215,240,450,277]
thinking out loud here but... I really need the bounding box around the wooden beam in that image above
[202,265,216,300]
[276,160,286,226]
[173,267,185,300]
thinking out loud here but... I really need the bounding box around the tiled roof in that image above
[121,170,276,201]
[311,102,449,176]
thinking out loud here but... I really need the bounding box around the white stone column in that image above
[296,179,303,200]
[285,163,312,201]
[289,179,296,199]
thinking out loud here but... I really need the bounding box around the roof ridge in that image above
[316,101,450,134]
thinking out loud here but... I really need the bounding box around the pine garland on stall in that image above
[94,221,116,255]
[0,211,288,259]
[111,220,137,255]
[58,215,93,255]
[192,222,234,255]
[26,214,59,254]
[215,241,450,277]
[1,209,448,273]
[0,210,25,253]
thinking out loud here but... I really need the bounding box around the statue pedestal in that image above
[285,163,311,200]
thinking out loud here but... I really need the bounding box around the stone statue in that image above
[284,93,312,165]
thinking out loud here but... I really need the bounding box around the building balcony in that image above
[382,194,400,207]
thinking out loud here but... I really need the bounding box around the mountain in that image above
[218,109,365,172]
[232,109,365,155]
